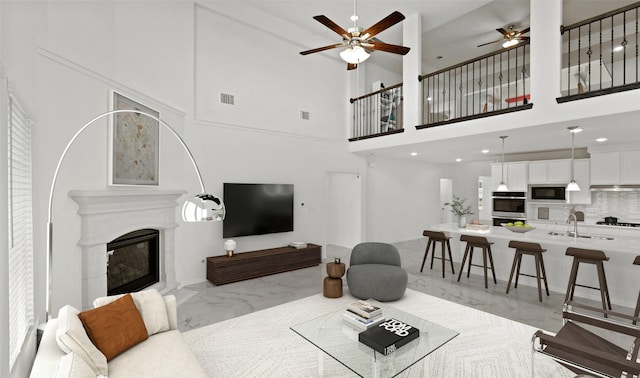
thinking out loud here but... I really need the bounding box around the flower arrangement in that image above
[445,195,474,217]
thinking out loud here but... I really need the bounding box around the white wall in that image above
[445,161,493,221]
[0,0,364,329]
[365,156,446,242]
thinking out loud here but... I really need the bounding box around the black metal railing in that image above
[417,42,532,129]
[558,2,640,102]
[349,83,404,141]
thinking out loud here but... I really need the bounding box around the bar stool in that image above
[457,235,496,289]
[565,247,612,314]
[505,240,549,302]
[634,255,640,325]
[421,230,455,278]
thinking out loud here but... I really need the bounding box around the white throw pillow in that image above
[93,289,170,335]
[55,305,108,376]
[55,352,97,378]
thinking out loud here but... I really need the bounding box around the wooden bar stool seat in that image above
[456,235,496,289]
[506,240,549,302]
[421,230,455,278]
[634,255,640,325]
[565,247,612,315]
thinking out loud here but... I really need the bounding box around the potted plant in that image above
[445,195,474,228]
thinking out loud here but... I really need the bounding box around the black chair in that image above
[505,240,549,302]
[564,247,612,315]
[456,235,496,289]
[421,230,455,278]
[533,302,640,377]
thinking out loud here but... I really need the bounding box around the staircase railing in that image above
[558,2,640,102]
[417,42,532,129]
[349,83,404,141]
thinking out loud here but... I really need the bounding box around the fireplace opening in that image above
[107,229,160,295]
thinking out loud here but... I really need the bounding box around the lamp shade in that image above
[566,180,581,192]
[496,182,509,192]
[502,39,519,48]
[182,193,226,222]
[340,45,370,64]
[224,239,236,251]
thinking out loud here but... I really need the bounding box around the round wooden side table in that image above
[323,259,346,298]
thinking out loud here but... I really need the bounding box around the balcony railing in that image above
[349,83,404,141]
[558,2,640,102]
[417,42,532,129]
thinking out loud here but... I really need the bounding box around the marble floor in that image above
[174,238,632,334]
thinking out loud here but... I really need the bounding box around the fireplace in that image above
[69,189,185,309]
[107,229,160,295]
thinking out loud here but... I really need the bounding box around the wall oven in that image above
[492,191,526,222]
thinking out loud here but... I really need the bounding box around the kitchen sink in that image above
[548,232,615,240]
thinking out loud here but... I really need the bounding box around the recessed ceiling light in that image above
[614,45,624,52]
[569,127,583,133]
[436,55,443,59]
[410,152,418,156]
[455,158,462,162]
[596,137,608,142]
[481,149,489,154]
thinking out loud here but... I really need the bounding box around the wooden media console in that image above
[206,243,322,285]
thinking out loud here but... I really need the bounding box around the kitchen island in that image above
[429,223,640,308]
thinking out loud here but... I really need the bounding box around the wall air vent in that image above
[300,111,310,120]
[220,93,235,105]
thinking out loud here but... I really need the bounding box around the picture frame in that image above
[109,91,160,186]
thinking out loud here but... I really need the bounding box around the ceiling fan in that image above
[300,9,410,70]
[477,25,530,48]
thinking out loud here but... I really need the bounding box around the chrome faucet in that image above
[566,206,579,237]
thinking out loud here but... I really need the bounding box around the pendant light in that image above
[566,126,582,191]
[496,136,509,191]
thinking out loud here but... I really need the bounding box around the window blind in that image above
[8,92,34,369]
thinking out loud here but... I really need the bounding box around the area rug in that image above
[182,288,572,377]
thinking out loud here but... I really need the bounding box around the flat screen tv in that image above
[223,183,294,238]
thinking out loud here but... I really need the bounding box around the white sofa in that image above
[30,290,206,377]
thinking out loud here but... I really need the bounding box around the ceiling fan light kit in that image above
[300,5,410,70]
[478,25,530,49]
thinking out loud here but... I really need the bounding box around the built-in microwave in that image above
[528,185,567,202]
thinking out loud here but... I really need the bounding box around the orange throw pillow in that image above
[78,293,148,361]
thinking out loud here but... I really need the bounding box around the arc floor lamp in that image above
[45,109,225,321]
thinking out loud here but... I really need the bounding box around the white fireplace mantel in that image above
[69,189,186,309]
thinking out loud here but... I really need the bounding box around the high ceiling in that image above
[242,0,640,163]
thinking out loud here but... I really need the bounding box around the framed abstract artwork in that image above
[109,92,160,185]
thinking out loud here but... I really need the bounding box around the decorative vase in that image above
[458,216,467,228]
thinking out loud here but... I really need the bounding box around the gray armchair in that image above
[346,242,408,302]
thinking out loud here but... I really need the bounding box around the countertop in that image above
[430,223,640,254]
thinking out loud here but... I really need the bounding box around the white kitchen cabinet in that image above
[591,150,640,185]
[621,150,640,184]
[491,162,527,192]
[590,151,620,184]
[528,159,570,183]
[568,159,591,204]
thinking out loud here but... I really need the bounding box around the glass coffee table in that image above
[290,300,459,377]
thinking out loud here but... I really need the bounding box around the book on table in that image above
[358,318,420,356]
[342,310,385,331]
[348,300,382,319]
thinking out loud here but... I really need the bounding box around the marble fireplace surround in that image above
[69,189,185,309]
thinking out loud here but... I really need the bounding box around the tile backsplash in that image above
[528,191,640,223]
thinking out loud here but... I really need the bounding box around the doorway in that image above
[439,178,453,224]
[327,173,362,248]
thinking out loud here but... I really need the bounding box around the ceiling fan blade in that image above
[477,39,502,47]
[361,11,405,39]
[519,27,530,34]
[313,15,349,37]
[518,36,530,42]
[370,41,410,55]
[496,28,510,37]
[347,63,358,70]
[300,43,344,55]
